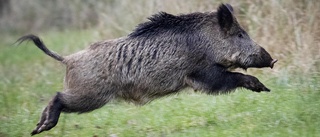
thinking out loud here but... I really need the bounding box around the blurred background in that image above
[0,0,319,137]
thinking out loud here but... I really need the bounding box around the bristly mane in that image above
[128,11,209,38]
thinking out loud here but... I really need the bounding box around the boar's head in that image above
[206,4,277,70]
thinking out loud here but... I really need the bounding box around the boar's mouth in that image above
[244,58,278,69]
[221,53,278,70]
[226,58,277,71]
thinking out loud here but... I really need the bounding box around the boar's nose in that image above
[270,59,278,69]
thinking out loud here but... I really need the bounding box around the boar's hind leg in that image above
[31,89,113,135]
[186,65,270,93]
[31,92,63,136]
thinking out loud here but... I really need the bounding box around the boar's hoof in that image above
[31,119,59,136]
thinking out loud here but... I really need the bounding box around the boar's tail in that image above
[16,34,65,62]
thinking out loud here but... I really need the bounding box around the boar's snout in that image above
[247,47,277,69]
[260,47,278,69]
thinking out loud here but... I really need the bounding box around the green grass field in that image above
[1,0,320,136]
[0,30,319,137]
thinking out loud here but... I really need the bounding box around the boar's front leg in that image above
[237,74,270,92]
[185,65,270,94]
[31,92,63,136]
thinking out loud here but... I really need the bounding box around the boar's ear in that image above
[217,3,234,32]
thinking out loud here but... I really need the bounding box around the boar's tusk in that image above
[270,59,278,69]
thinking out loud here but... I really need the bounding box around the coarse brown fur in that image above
[16,4,277,135]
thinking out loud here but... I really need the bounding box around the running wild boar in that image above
[16,3,277,135]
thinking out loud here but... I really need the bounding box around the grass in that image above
[1,0,320,137]
[0,30,319,137]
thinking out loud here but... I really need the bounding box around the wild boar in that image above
[16,3,277,135]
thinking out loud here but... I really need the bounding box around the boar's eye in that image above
[237,33,243,38]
